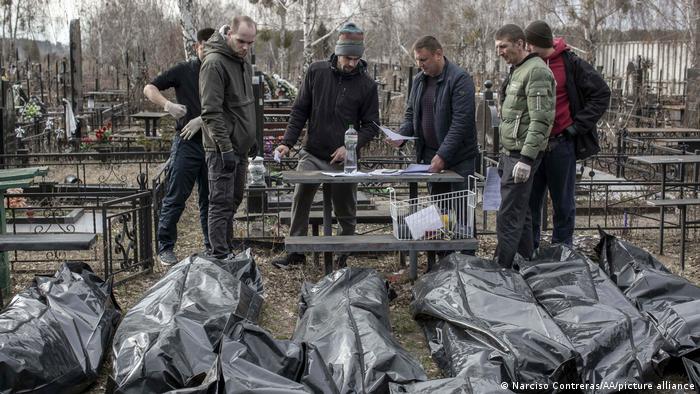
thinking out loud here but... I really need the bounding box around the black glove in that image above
[221,150,238,172]
[248,142,258,158]
[564,125,577,139]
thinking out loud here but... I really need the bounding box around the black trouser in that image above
[529,135,577,249]
[206,151,247,259]
[495,152,542,268]
[158,136,209,254]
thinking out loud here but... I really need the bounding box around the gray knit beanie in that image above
[335,22,365,57]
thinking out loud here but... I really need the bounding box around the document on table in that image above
[374,122,417,141]
[483,166,501,211]
[368,169,401,175]
[400,164,431,174]
[320,171,367,177]
[404,204,444,240]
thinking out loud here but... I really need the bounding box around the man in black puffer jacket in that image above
[272,22,379,269]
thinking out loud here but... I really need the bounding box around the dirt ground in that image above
[8,187,700,393]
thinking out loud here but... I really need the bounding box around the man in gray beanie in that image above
[335,22,365,57]
[272,22,379,269]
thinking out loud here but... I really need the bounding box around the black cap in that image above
[525,20,554,48]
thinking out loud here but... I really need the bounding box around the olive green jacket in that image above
[499,54,555,161]
[200,32,256,155]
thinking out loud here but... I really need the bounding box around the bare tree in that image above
[1,0,50,64]
[249,0,299,77]
[540,0,633,61]
[177,0,197,60]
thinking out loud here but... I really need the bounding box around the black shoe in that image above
[271,253,305,269]
[334,253,349,268]
[158,249,178,266]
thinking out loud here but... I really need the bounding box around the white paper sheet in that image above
[483,166,502,211]
[400,164,431,174]
[374,122,417,141]
[273,150,282,163]
[404,204,444,240]
[368,169,401,175]
[320,171,367,177]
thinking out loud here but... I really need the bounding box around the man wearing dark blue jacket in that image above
[397,36,478,195]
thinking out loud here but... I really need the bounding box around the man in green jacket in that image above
[200,16,257,259]
[494,24,555,268]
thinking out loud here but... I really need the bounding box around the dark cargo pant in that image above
[495,152,542,268]
[289,149,356,237]
[206,151,247,259]
[157,136,209,254]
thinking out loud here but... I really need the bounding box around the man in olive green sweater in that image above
[494,24,555,268]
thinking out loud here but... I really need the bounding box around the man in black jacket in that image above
[524,21,610,249]
[272,22,379,268]
[396,36,477,195]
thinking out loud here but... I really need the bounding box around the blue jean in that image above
[529,136,577,250]
[157,136,209,253]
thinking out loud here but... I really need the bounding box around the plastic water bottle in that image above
[344,124,358,173]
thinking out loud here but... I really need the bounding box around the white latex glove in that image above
[275,145,290,158]
[164,101,187,119]
[512,161,531,184]
[180,116,203,140]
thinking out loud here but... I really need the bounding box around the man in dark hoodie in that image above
[200,16,257,260]
[271,22,379,269]
[524,21,610,250]
[145,27,215,266]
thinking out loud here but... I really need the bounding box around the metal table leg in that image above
[323,183,333,274]
[659,164,667,254]
[409,182,418,280]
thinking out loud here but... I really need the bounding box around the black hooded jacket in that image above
[561,51,611,160]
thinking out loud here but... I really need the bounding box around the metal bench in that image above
[0,233,97,252]
[647,198,700,271]
[286,234,478,279]
[278,209,391,233]
[279,209,392,267]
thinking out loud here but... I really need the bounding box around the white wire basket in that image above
[389,176,477,241]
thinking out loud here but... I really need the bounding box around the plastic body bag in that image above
[293,268,427,393]
[389,374,516,394]
[0,262,121,394]
[411,254,581,393]
[521,245,670,392]
[166,322,339,393]
[109,253,264,393]
[596,230,700,358]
